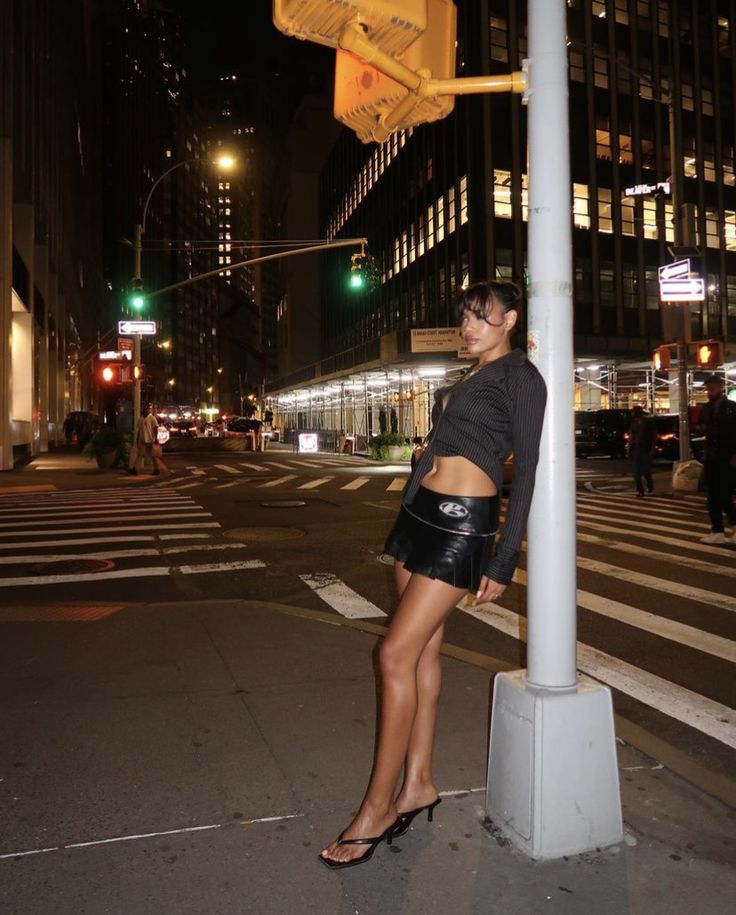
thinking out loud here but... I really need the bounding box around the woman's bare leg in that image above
[321,573,466,864]
[393,562,444,812]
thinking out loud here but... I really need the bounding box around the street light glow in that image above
[216,154,236,170]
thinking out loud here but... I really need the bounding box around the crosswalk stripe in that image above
[510,567,735,663]
[577,518,735,557]
[258,474,297,488]
[265,461,295,470]
[575,555,736,612]
[0,549,161,564]
[0,511,211,530]
[576,508,708,538]
[0,522,220,539]
[0,536,156,551]
[577,501,710,529]
[214,464,241,475]
[190,469,206,476]
[578,495,707,522]
[238,462,268,472]
[577,532,736,578]
[0,504,200,519]
[172,482,204,490]
[161,543,249,555]
[341,476,370,491]
[215,481,240,489]
[459,600,736,749]
[0,558,266,588]
[300,573,386,619]
[386,477,405,492]
[0,493,192,507]
[297,476,334,490]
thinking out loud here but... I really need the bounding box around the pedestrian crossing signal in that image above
[653,346,671,371]
[693,340,724,369]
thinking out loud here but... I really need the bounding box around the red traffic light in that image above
[101,365,116,383]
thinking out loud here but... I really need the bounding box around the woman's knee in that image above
[379,637,418,678]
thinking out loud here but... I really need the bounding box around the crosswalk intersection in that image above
[0,482,732,762]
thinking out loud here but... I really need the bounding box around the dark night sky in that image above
[179,0,333,101]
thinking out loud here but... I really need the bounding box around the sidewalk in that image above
[1,597,733,915]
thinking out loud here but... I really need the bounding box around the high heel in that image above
[393,797,442,838]
[318,816,402,870]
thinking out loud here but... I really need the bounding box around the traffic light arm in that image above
[146,238,369,299]
[338,19,526,134]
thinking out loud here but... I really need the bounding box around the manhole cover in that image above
[25,558,115,575]
[377,553,395,566]
[259,500,306,508]
[223,526,306,543]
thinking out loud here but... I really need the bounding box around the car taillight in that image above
[659,433,676,440]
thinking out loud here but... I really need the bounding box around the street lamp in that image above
[130,154,238,438]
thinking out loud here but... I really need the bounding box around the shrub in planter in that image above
[83,427,128,469]
[369,432,409,461]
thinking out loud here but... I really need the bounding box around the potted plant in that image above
[369,432,410,462]
[83,427,127,470]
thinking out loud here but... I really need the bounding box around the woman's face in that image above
[460,298,517,359]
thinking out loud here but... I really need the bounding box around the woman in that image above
[319,281,547,869]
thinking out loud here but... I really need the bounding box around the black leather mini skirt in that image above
[383,487,499,592]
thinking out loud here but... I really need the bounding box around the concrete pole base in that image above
[486,670,623,860]
[671,459,703,492]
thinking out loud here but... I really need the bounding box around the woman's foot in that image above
[320,802,399,866]
[394,781,440,816]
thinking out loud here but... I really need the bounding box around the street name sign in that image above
[99,350,132,361]
[658,259,690,281]
[117,320,157,335]
[659,278,705,302]
[624,180,670,197]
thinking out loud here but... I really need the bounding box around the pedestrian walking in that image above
[627,406,656,497]
[319,281,546,869]
[128,404,168,475]
[697,375,736,545]
[62,413,74,446]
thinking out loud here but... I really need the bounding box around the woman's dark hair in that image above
[456,280,523,327]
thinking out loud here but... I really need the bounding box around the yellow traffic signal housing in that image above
[692,339,724,369]
[334,1,456,142]
[273,0,428,55]
[653,346,671,371]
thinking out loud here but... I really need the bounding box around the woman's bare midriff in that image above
[419,455,497,498]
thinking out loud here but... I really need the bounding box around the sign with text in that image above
[118,337,133,354]
[411,327,467,355]
[625,180,670,197]
[298,432,318,454]
[118,320,157,335]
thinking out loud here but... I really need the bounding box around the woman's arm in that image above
[482,365,547,586]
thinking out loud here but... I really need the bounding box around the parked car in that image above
[168,419,198,438]
[575,409,632,459]
[226,416,263,435]
[648,413,705,462]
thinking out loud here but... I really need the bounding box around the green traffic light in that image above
[349,272,364,289]
[131,294,145,310]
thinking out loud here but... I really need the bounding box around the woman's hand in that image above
[474,575,507,605]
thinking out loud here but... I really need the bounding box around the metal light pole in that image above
[486,0,622,859]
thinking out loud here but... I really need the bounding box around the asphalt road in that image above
[0,449,734,785]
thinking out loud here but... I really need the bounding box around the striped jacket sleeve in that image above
[483,365,547,585]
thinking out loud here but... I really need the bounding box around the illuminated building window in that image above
[417,214,426,257]
[219,256,224,264]
[409,224,416,264]
[619,133,633,165]
[642,198,658,239]
[592,0,605,17]
[573,184,590,229]
[447,187,456,234]
[594,52,608,89]
[621,196,635,236]
[401,231,408,268]
[657,0,669,36]
[614,0,629,24]
[426,204,435,249]
[598,188,613,234]
[637,0,651,18]
[225,208,230,215]
[725,212,736,251]
[681,82,694,111]
[718,16,731,56]
[569,50,584,83]
[494,170,512,219]
[436,195,445,243]
[460,175,469,225]
[490,17,508,63]
[702,86,714,117]
[596,127,611,160]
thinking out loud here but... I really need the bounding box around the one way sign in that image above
[658,259,690,282]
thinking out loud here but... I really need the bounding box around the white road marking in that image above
[172,482,204,490]
[237,463,267,472]
[460,601,736,749]
[214,464,242,475]
[297,476,335,490]
[0,511,211,530]
[576,507,709,538]
[577,501,710,530]
[577,531,736,578]
[386,477,405,492]
[576,518,733,558]
[190,469,206,476]
[0,549,161,564]
[158,533,212,541]
[0,814,304,861]
[161,543,247,555]
[178,560,266,574]
[0,522,220,539]
[215,481,240,489]
[578,495,707,522]
[576,555,736,612]
[0,494,193,508]
[0,536,156,551]
[300,573,387,619]
[0,504,200,519]
[341,476,370,491]
[258,474,297,488]
[265,461,296,470]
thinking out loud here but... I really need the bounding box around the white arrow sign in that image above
[117,320,157,335]
[659,278,705,303]
[658,259,690,281]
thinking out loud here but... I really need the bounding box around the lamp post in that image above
[130,154,237,437]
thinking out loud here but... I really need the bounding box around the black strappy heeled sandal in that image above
[392,797,442,838]
[318,816,402,870]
